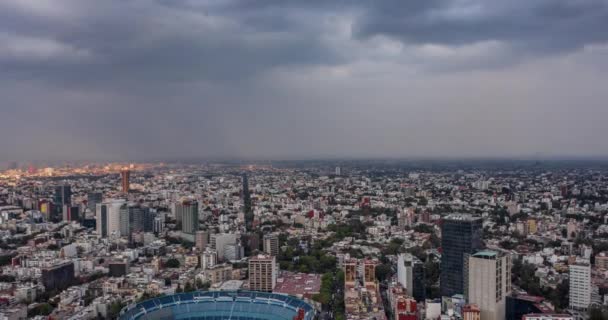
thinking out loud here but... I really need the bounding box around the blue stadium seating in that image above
[118,290,314,320]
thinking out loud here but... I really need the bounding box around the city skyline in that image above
[1,0,608,161]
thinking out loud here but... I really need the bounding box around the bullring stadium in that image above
[118,290,316,320]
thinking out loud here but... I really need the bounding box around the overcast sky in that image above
[2,0,608,161]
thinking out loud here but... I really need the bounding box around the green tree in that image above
[165,258,180,268]
[27,303,53,317]
[184,281,195,293]
[107,301,125,319]
[375,263,392,282]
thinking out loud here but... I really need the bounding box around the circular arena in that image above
[118,290,316,320]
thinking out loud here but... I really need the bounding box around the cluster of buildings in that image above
[0,161,607,319]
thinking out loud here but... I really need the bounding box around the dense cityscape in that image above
[0,160,607,320]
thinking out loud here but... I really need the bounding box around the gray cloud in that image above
[354,0,608,55]
[1,0,608,162]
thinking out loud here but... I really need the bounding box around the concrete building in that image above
[248,254,277,292]
[196,230,209,251]
[223,243,244,261]
[397,253,426,302]
[41,262,75,291]
[465,250,511,320]
[87,192,103,213]
[119,203,153,237]
[263,233,279,257]
[177,199,199,237]
[121,169,130,193]
[569,262,591,310]
[595,252,608,270]
[211,233,238,262]
[204,264,233,284]
[201,249,217,270]
[96,199,126,238]
[463,304,481,320]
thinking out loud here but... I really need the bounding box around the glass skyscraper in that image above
[440,213,483,297]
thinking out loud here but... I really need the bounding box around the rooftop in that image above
[472,250,498,258]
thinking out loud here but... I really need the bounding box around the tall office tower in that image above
[62,205,80,222]
[177,199,199,236]
[465,250,511,320]
[119,203,153,237]
[263,234,279,257]
[569,262,591,310]
[96,199,126,238]
[440,214,483,297]
[335,166,341,176]
[120,169,130,193]
[397,253,426,302]
[87,192,103,213]
[54,185,72,221]
[196,230,209,251]
[54,185,72,206]
[242,173,253,232]
[248,254,277,292]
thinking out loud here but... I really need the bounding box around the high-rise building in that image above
[119,203,153,237]
[440,214,483,297]
[96,199,126,238]
[62,205,80,222]
[54,185,72,221]
[465,250,511,320]
[196,230,209,251]
[121,169,130,193]
[54,185,72,207]
[263,234,279,257]
[242,174,253,232]
[397,253,426,302]
[569,262,591,310]
[248,254,277,292]
[87,192,103,213]
[335,166,341,176]
[176,199,199,236]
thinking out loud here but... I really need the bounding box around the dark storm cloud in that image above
[354,0,608,54]
[1,0,608,162]
[2,0,608,85]
[0,0,345,86]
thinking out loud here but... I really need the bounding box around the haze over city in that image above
[2,0,608,161]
